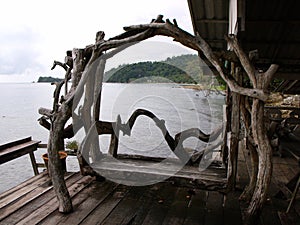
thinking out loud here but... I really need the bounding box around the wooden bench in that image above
[91,156,227,190]
[0,137,41,175]
[78,108,228,191]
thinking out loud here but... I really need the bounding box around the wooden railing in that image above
[0,137,42,175]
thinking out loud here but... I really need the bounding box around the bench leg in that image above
[29,152,39,175]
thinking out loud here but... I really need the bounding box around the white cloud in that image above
[0,27,44,74]
[0,0,193,82]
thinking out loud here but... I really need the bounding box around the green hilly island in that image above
[104,54,204,84]
[38,54,221,85]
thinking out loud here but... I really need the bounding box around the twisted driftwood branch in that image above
[51,60,68,71]
[225,35,257,87]
[79,108,223,165]
[119,109,223,163]
[121,109,178,153]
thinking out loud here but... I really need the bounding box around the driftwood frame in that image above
[39,15,278,224]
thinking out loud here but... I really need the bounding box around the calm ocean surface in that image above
[0,82,225,193]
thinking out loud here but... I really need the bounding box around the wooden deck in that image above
[0,148,299,225]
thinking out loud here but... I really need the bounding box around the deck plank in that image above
[0,172,47,201]
[79,184,129,225]
[204,191,224,225]
[0,173,81,224]
[0,148,298,225]
[140,184,179,225]
[260,198,285,225]
[0,175,54,221]
[13,175,93,225]
[182,189,207,225]
[130,183,167,225]
[161,188,190,225]
[100,185,154,225]
[223,192,243,225]
[39,181,118,225]
[59,182,118,225]
[0,172,49,208]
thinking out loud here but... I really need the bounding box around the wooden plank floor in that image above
[0,149,299,225]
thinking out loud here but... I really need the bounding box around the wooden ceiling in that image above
[187,0,300,94]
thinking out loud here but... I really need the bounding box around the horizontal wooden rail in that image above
[38,143,48,149]
[0,137,41,175]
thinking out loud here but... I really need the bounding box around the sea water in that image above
[0,82,225,193]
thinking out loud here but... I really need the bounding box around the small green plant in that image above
[66,140,79,151]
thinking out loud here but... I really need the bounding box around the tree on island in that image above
[104,54,205,84]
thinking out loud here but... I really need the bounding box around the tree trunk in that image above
[240,138,258,202]
[243,66,277,223]
[245,99,273,223]
[239,96,259,202]
[47,112,73,213]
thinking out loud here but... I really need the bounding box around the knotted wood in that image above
[38,15,279,220]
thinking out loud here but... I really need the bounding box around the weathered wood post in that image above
[225,36,278,223]
[227,64,241,190]
[38,33,105,213]
[245,65,278,223]
[239,95,259,202]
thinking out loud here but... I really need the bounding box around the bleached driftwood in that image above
[38,15,278,222]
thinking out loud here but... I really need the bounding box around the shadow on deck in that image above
[0,147,299,225]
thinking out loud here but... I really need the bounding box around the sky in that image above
[0,0,196,83]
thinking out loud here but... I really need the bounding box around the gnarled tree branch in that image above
[51,60,68,71]
[38,107,53,117]
[225,35,257,87]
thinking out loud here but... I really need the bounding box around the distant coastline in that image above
[36,54,227,89]
[37,76,64,83]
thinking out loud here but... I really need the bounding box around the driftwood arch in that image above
[39,15,278,224]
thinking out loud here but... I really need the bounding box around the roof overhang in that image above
[187,0,300,93]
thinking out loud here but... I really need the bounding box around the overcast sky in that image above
[0,0,196,83]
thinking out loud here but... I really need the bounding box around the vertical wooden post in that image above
[246,66,278,222]
[89,58,106,162]
[29,151,39,175]
[222,88,230,165]
[227,65,241,190]
[108,115,121,157]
